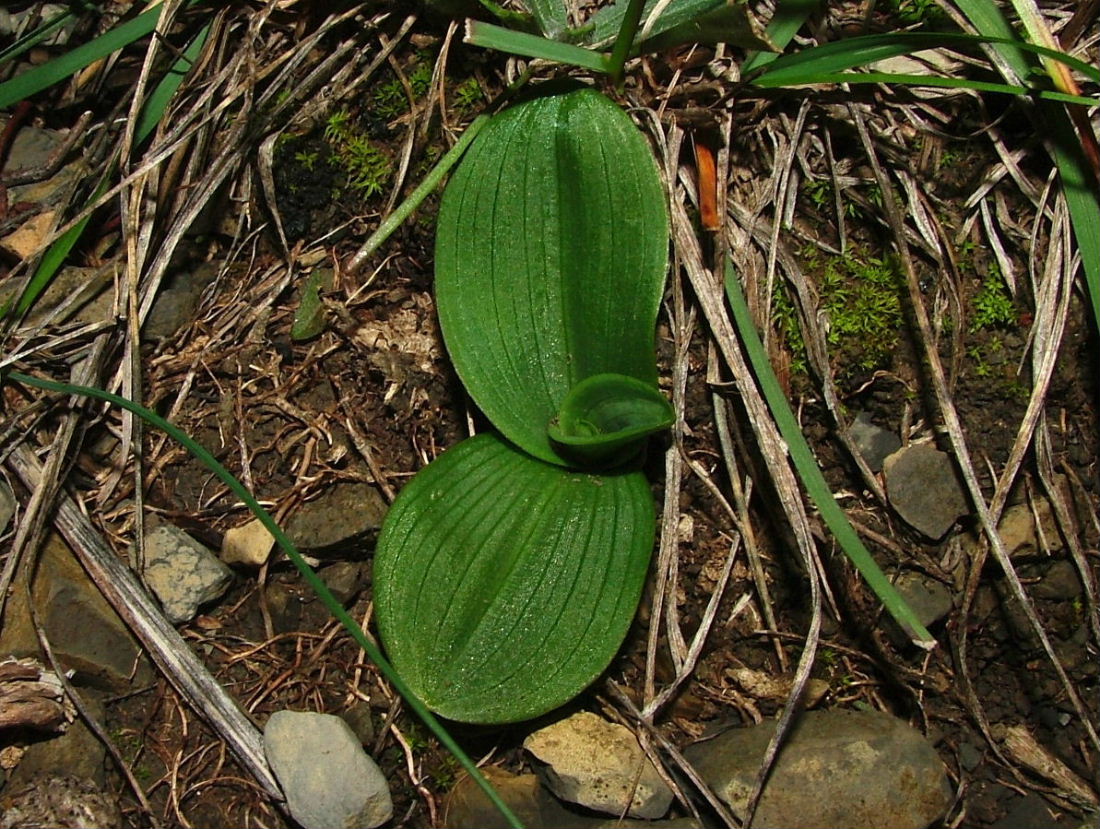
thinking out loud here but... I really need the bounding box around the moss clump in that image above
[323,109,393,198]
[777,248,907,378]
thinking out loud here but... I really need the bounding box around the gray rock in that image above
[143,263,219,341]
[340,700,375,746]
[0,479,14,534]
[0,533,151,691]
[684,708,952,829]
[320,561,367,605]
[958,741,983,772]
[1031,560,1082,601]
[984,498,1061,560]
[284,482,389,556]
[894,571,954,628]
[7,692,108,789]
[0,265,113,328]
[264,710,392,829]
[524,711,674,819]
[263,582,302,634]
[443,767,699,829]
[885,445,969,539]
[990,793,1077,829]
[142,524,233,624]
[849,411,901,473]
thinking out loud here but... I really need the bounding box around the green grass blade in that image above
[0,5,79,69]
[607,0,645,84]
[1046,106,1100,327]
[757,70,1098,107]
[135,21,210,144]
[751,31,1099,87]
[4,370,525,829]
[588,0,721,46]
[11,21,211,320]
[12,179,106,318]
[952,0,1032,82]
[722,262,936,649]
[465,19,608,72]
[0,1,200,109]
[349,114,490,273]
[742,0,821,73]
[953,2,1099,331]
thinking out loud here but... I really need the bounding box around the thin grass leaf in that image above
[4,370,525,829]
[751,31,1100,87]
[10,22,211,320]
[0,5,78,69]
[0,0,201,109]
[954,1,1100,331]
[10,180,105,319]
[742,0,820,73]
[634,0,773,55]
[758,70,1098,107]
[1047,106,1100,326]
[350,114,490,273]
[465,19,608,72]
[588,0,720,46]
[722,262,935,648]
[607,0,645,84]
[952,0,1031,82]
[134,21,211,145]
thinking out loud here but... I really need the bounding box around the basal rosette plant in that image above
[375,86,672,723]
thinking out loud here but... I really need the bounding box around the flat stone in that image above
[894,571,954,628]
[0,533,151,692]
[885,445,969,540]
[319,561,367,605]
[141,524,233,624]
[0,264,112,328]
[284,482,389,556]
[523,711,674,819]
[684,708,951,829]
[849,411,901,473]
[264,710,392,829]
[0,479,14,534]
[143,262,219,341]
[989,499,1060,559]
[339,700,375,746]
[1030,560,1082,601]
[443,767,700,829]
[7,692,109,790]
[221,517,275,567]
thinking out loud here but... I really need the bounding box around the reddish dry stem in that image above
[694,139,720,231]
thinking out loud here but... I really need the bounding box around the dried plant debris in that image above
[0,1,1096,827]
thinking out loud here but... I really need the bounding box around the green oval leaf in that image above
[374,432,654,723]
[435,86,669,466]
[548,372,674,465]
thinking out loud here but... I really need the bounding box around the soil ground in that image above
[0,2,1097,828]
